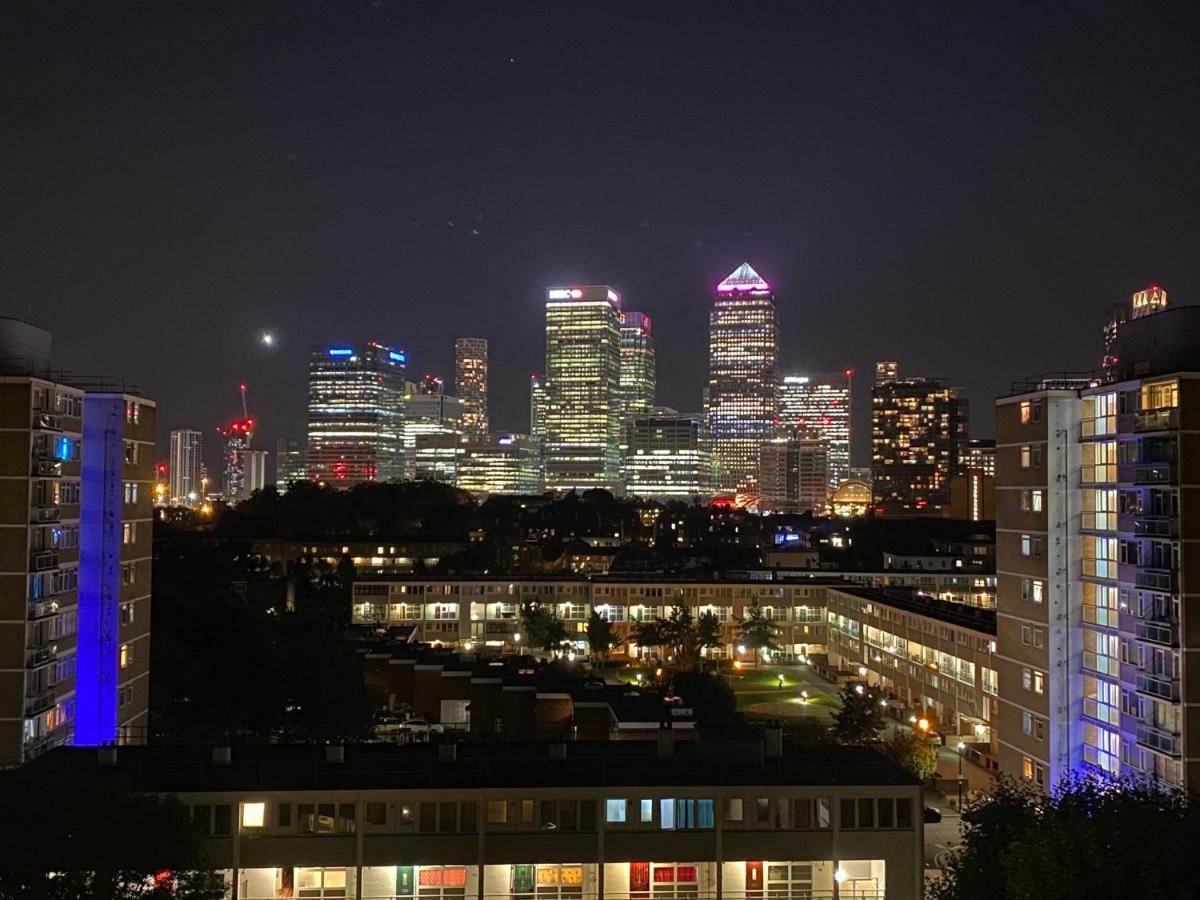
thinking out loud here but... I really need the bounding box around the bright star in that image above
[260,332,276,347]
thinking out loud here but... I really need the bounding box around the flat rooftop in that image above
[829,585,996,635]
[37,740,918,793]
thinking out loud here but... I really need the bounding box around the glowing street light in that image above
[917,718,930,733]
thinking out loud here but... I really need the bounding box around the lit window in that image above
[485,800,507,824]
[605,799,626,823]
[639,799,653,823]
[1022,756,1034,780]
[242,802,265,828]
[119,643,132,669]
[122,522,136,545]
[1033,671,1045,695]
[123,482,138,504]
[725,798,743,821]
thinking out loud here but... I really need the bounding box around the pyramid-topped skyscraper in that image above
[705,262,780,496]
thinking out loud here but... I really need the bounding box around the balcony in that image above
[1134,407,1179,433]
[1132,516,1178,538]
[25,644,58,669]
[1137,725,1181,757]
[1136,672,1180,702]
[27,598,60,621]
[1135,620,1178,647]
[31,412,64,431]
[31,459,62,477]
[24,690,56,718]
[30,504,61,524]
[1135,569,1175,593]
[30,551,59,572]
[1132,463,1177,485]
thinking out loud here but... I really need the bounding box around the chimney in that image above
[548,743,567,760]
[656,724,675,760]
[212,746,232,766]
[764,725,783,759]
[325,744,345,764]
[438,744,458,763]
[98,745,118,766]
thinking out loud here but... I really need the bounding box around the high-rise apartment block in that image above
[0,318,154,764]
[951,438,996,521]
[871,364,967,516]
[623,413,712,500]
[218,418,253,501]
[543,286,623,492]
[759,436,829,515]
[779,372,851,488]
[306,342,407,485]
[705,263,779,495]
[1102,284,1168,369]
[454,338,488,439]
[168,429,204,506]
[996,299,1200,790]
[238,448,269,499]
[617,311,655,422]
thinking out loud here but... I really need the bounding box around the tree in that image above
[0,763,225,900]
[519,602,568,653]
[880,729,938,781]
[832,683,887,743]
[671,670,737,722]
[695,611,723,656]
[929,773,1200,900]
[737,598,779,666]
[585,611,619,664]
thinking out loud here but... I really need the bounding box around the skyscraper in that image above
[168,429,204,506]
[778,372,852,488]
[454,338,488,439]
[238,448,269,498]
[618,311,655,422]
[217,417,253,501]
[705,263,779,495]
[543,285,623,492]
[871,365,968,516]
[402,387,464,481]
[274,436,306,488]
[306,342,407,485]
[624,413,712,500]
[529,373,548,442]
[457,433,543,496]
[758,436,829,515]
[997,299,1199,790]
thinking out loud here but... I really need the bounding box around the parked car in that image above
[397,718,444,735]
[923,805,943,824]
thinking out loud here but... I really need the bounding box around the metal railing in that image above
[1135,673,1180,702]
[1136,726,1180,757]
[1134,620,1177,647]
[1133,408,1178,432]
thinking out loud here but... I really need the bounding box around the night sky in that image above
[3,2,1198,470]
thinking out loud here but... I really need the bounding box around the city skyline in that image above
[4,4,1196,468]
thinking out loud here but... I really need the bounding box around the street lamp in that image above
[956,741,966,812]
[917,718,930,733]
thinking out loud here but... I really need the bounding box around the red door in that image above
[631,863,650,900]
[746,862,763,900]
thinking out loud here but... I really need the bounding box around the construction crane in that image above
[239,383,249,420]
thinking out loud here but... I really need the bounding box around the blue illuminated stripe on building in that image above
[328,347,354,357]
[75,395,125,746]
[389,350,406,363]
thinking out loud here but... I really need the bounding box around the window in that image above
[520,799,535,825]
[120,562,136,585]
[365,803,387,826]
[895,798,911,828]
[1020,534,1042,558]
[241,802,265,829]
[122,522,136,545]
[214,805,231,836]
[119,643,132,669]
[1035,719,1045,741]
[1019,400,1042,424]
[119,602,135,626]
[1019,445,1042,469]
[125,401,140,424]
[725,798,743,822]
[1033,671,1045,694]
[639,798,653,823]
[659,799,713,830]
[192,805,211,836]
[487,800,508,824]
[1022,667,1032,691]
[277,804,292,829]
[1022,756,1034,781]
[605,799,626,823]
[123,482,138,504]
[124,441,138,464]
[1022,711,1034,736]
